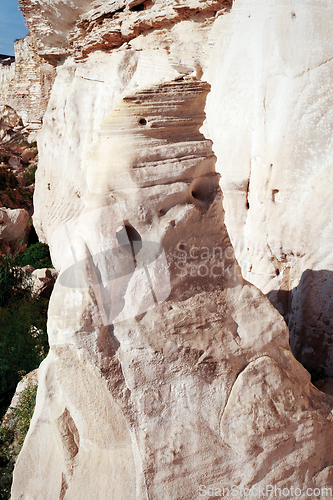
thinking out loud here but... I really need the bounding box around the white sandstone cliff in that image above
[9,1,333,498]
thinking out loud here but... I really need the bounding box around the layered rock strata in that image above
[12,77,333,499]
[0,36,55,129]
[20,0,333,378]
[19,0,232,62]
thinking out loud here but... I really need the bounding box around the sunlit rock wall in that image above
[10,0,333,498]
[205,0,333,374]
[0,35,56,128]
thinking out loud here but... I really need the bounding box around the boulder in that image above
[21,147,38,163]
[0,208,29,244]
[31,268,57,299]
[0,105,22,131]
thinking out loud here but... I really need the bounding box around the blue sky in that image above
[0,0,29,56]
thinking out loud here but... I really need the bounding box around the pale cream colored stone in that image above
[9,1,333,498]
[31,267,57,298]
[204,0,333,374]
[12,76,333,500]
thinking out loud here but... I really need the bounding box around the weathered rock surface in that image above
[19,0,231,62]
[12,75,333,498]
[0,35,55,129]
[8,0,333,498]
[0,207,29,245]
[204,0,333,375]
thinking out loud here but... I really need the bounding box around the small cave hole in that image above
[190,176,219,205]
[272,189,280,203]
[246,202,250,210]
[130,2,145,11]
[130,0,154,12]
[139,118,147,125]
[276,269,280,276]
[116,223,142,252]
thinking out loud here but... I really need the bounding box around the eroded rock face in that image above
[10,0,333,498]
[204,0,333,374]
[19,0,231,62]
[0,35,55,129]
[12,77,333,499]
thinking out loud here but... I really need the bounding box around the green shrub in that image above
[19,140,37,149]
[0,255,25,308]
[16,242,53,269]
[11,383,38,448]
[0,382,38,500]
[0,425,14,500]
[0,297,48,418]
[22,165,36,186]
[0,254,48,418]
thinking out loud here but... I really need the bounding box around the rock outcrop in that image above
[8,0,333,498]
[0,36,55,130]
[0,207,29,245]
[31,267,57,298]
[205,0,333,375]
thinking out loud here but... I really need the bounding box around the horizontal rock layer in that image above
[0,36,55,128]
[12,76,333,499]
[19,0,231,61]
[9,0,333,498]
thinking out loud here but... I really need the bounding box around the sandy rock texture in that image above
[9,0,333,498]
[204,0,333,375]
[24,0,333,376]
[0,35,55,129]
[18,0,231,62]
[13,77,333,499]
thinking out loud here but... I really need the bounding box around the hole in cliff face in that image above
[130,0,146,11]
[131,3,145,11]
[276,269,280,276]
[272,189,280,203]
[129,0,154,11]
[116,223,142,252]
[191,175,220,205]
[139,118,147,125]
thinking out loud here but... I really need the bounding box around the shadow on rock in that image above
[267,269,333,376]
